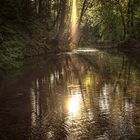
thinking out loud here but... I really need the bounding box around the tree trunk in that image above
[78,0,87,27]
[117,0,127,40]
[57,0,66,38]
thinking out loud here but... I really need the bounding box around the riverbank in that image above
[0,20,139,70]
[0,20,60,69]
[87,39,139,50]
[79,40,140,70]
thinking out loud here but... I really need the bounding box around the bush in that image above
[0,40,24,68]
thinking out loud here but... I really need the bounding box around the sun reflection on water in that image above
[67,94,81,116]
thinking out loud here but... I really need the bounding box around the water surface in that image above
[0,49,140,140]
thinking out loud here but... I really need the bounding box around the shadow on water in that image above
[0,50,140,140]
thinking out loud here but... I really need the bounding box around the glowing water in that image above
[68,94,81,116]
[71,0,77,43]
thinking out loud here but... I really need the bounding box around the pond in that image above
[0,49,140,140]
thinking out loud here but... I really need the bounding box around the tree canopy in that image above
[0,0,140,67]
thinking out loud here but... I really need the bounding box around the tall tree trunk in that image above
[127,0,131,36]
[57,0,66,38]
[130,0,134,37]
[78,0,87,27]
[117,0,127,40]
[127,0,134,38]
[121,13,127,40]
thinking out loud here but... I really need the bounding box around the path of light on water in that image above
[71,0,77,43]
[68,94,81,116]
[72,48,99,54]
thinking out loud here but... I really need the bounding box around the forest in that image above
[0,0,140,68]
[0,1,140,140]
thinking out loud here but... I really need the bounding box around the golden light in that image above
[71,0,78,43]
[84,77,91,86]
[67,94,81,115]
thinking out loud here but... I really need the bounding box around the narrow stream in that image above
[0,49,140,140]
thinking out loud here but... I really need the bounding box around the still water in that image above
[0,49,140,140]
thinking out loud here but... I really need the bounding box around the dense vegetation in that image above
[81,0,140,43]
[0,0,140,68]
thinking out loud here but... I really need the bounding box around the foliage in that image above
[0,41,23,68]
[78,0,140,43]
[0,0,139,68]
[0,25,25,69]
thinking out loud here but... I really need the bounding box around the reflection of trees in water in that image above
[29,56,68,140]
[27,52,139,140]
[0,51,139,140]
[77,52,137,139]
